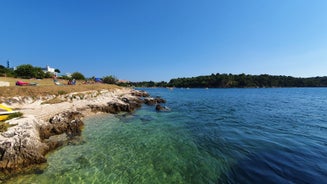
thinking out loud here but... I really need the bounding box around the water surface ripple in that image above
[7,88,327,183]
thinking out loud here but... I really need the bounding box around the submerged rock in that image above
[155,104,170,112]
[144,97,166,105]
[130,90,150,97]
[0,88,166,180]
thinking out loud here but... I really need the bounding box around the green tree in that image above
[14,64,36,79]
[103,75,118,84]
[71,72,85,80]
[59,75,71,80]
[0,65,6,75]
[55,69,61,73]
[44,72,53,78]
[0,65,14,77]
[34,67,45,79]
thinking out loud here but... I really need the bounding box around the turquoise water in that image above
[6,88,327,183]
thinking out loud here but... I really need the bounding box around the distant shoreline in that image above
[128,74,327,88]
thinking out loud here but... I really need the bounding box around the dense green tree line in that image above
[0,64,119,84]
[3,64,327,88]
[127,73,327,88]
[0,64,60,79]
[125,81,168,88]
[0,65,15,77]
[0,64,54,79]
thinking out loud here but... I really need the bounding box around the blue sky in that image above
[0,0,326,81]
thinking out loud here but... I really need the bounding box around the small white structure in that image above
[43,65,55,73]
[0,81,10,87]
[65,73,72,78]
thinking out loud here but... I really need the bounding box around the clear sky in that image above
[0,0,326,82]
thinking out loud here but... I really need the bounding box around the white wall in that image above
[0,81,10,87]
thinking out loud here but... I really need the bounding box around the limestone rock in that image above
[144,97,166,105]
[131,90,150,97]
[0,117,48,174]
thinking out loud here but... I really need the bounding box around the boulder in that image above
[144,97,166,105]
[39,111,84,140]
[0,117,48,176]
[130,90,150,97]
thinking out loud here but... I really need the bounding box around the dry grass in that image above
[41,97,66,104]
[0,77,59,86]
[0,77,122,98]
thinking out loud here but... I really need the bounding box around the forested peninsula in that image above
[128,73,327,88]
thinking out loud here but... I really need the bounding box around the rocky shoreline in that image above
[0,88,165,180]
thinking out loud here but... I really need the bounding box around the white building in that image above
[43,65,55,73]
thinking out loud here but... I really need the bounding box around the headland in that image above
[0,85,165,180]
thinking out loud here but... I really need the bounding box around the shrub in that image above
[103,75,118,84]
[58,90,67,95]
[59,75,71,80]
[71,72,85,80]
[14,64,45,79]
[15,64,35,78]
[44,72,53,78]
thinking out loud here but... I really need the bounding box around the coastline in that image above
[0,87,156,180]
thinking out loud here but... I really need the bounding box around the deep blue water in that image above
[7,88,327,183]
[144,88,327,183]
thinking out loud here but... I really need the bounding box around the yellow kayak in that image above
[0,104,13,121]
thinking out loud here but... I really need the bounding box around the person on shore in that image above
[68,79,76,85]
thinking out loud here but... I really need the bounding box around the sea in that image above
[6,88,327,184]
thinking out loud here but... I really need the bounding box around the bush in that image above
[57,90,67,95]
[44,72,53,78]
[15,64,35,78]
[34,67,45,79]
[14,64,46,79]
[59,75,71,80]
[0,65,15,77]
[103,75,118,84]
[71,72,85,80]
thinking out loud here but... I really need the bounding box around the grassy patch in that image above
[0,78,122,98]
[57,90,67,95]
[42,97,66,104]
[7,112,23,119]
[0,122,11,132]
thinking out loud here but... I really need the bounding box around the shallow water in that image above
[6,88,327,183]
